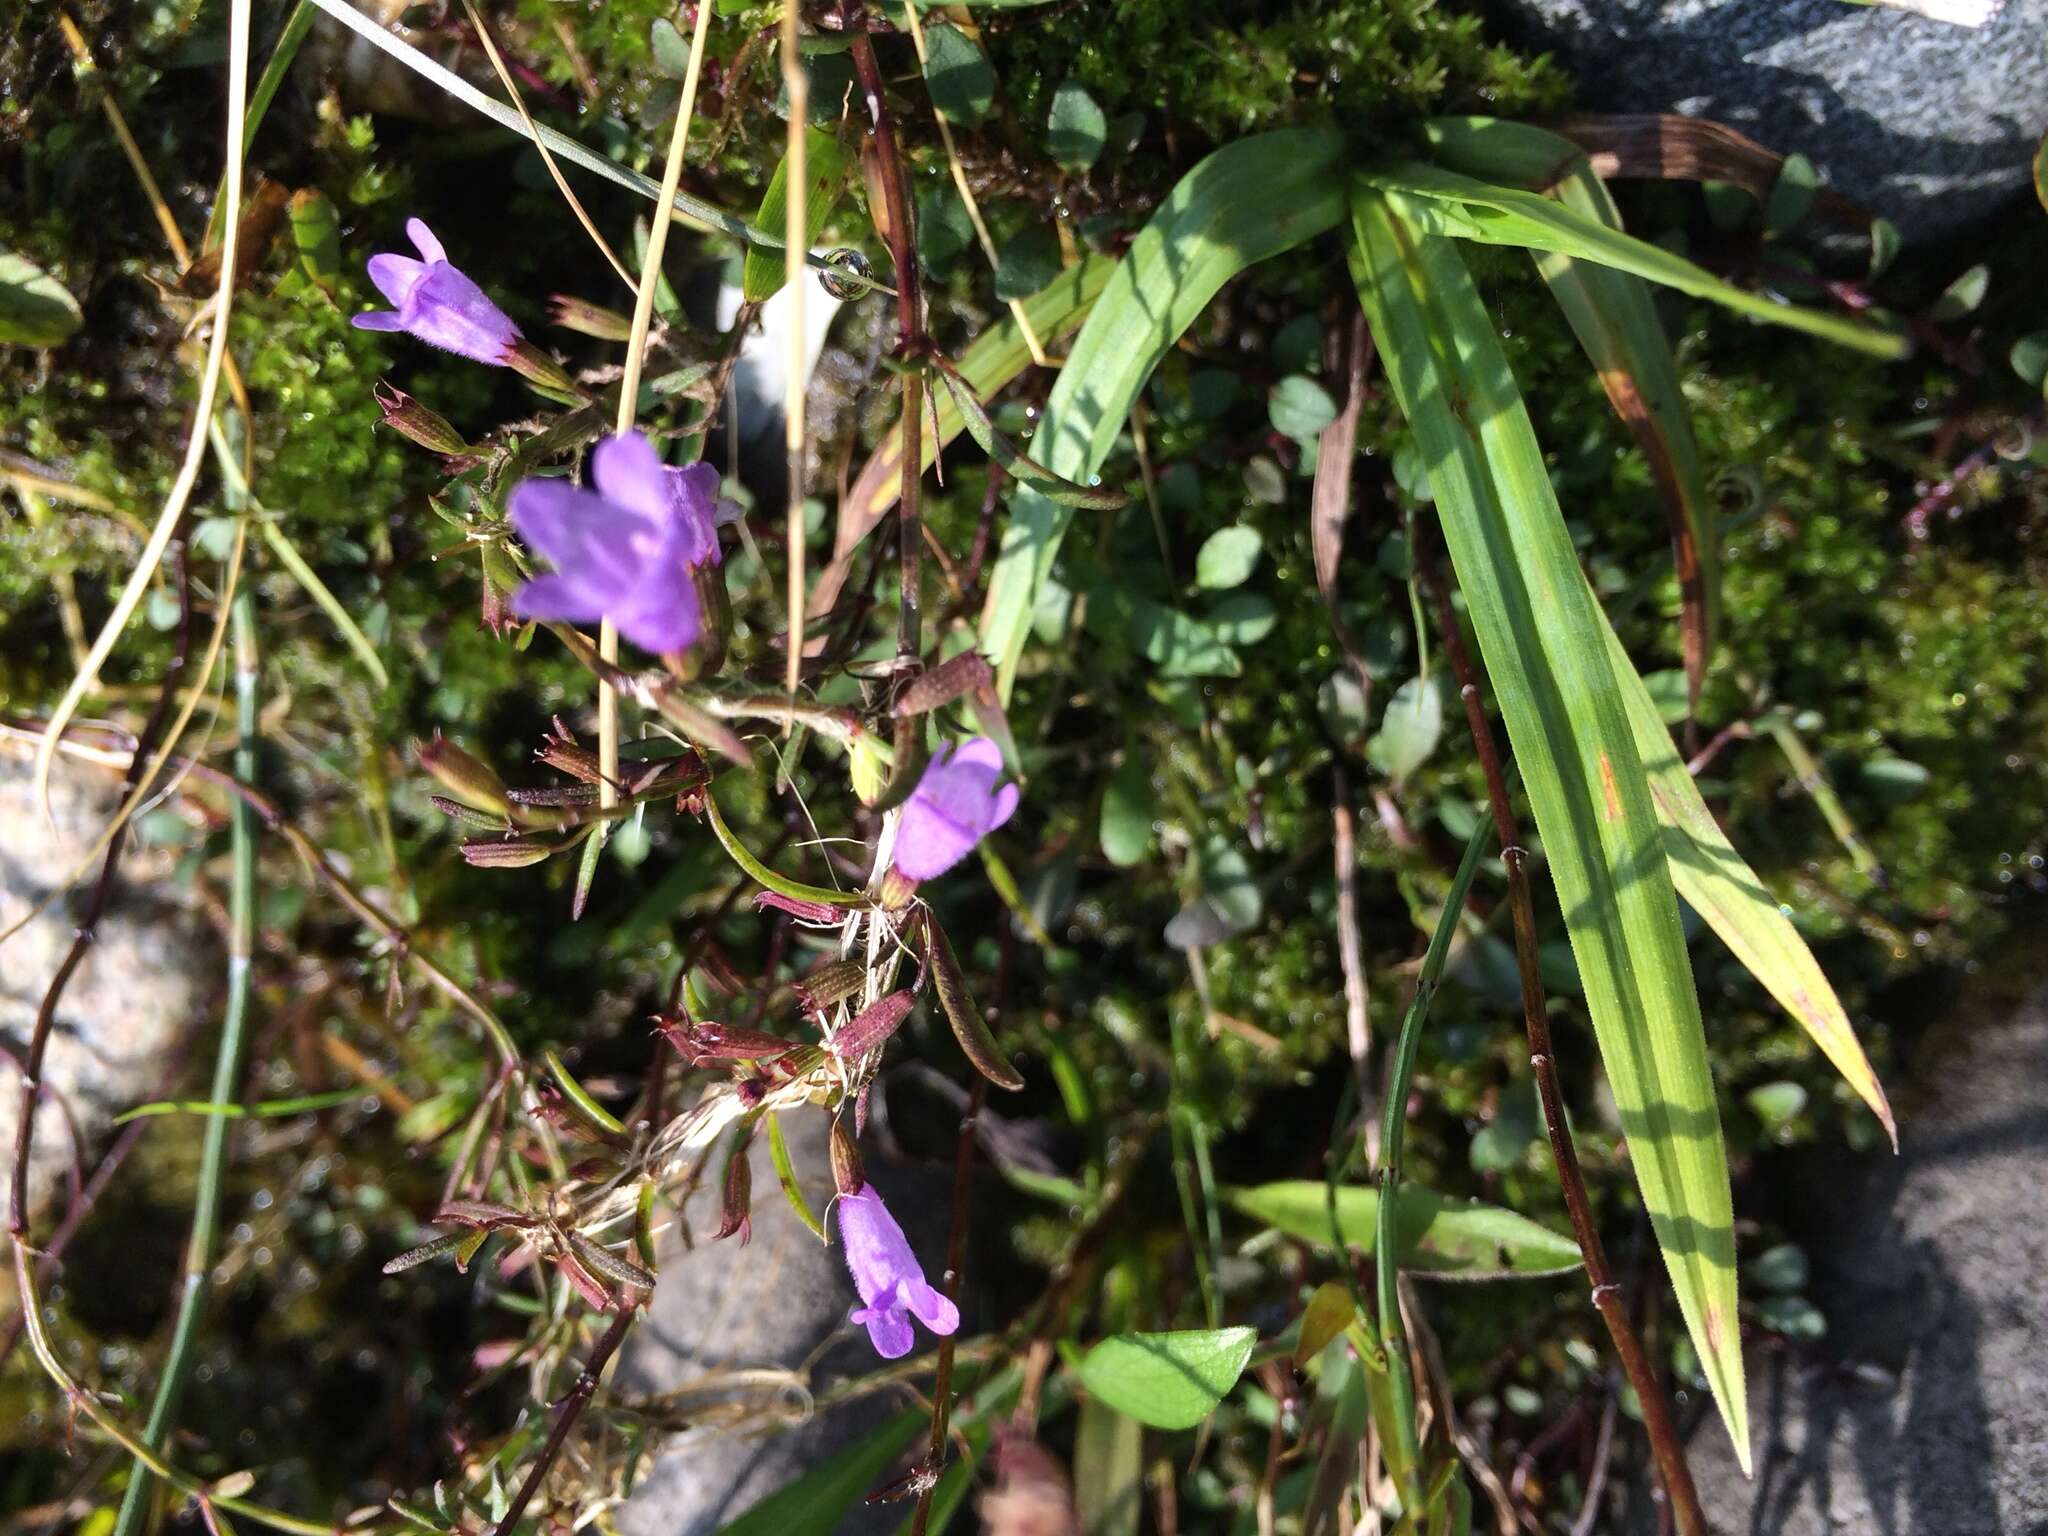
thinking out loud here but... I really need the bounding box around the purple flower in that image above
[892,737,1020,883]
[352,218,521,366]
[509,431,729,655]
[837,1183,958,1359]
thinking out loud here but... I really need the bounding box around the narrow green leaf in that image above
[1074,1327,1256,1430]
[1358,159,1909,358]
[1927,262,1989,321]
[937,366,1130,508]
[1762,152,1818,235]
[742,128,850,302]
[1228,1181,1581,1278]
[0,248,83,347]
[702,785,868,908]
[713,1405,925,1536]
[1348,187,1747,1468]
[979,128,1349,698]
[766,1112,828,1241]
[287,189,342,295]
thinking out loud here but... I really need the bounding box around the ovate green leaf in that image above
[1075,1327,1257,1430]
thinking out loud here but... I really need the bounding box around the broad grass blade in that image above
[1427,117,1719,715]
[978,128,1350,698]
[1356,159,1908,359]
[1348,187,1748,1469]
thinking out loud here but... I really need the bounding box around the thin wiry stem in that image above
[489,1303,640,1536]
[113,585,260,1536]
[781,0,811,710]
[1421,557,1706,1536]
[907,1077,984,1536]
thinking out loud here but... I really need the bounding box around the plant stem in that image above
[489,1303,639,1536]
[1374,811,1493,1514]
[908,1077,983,1536]
[8,542,191,1239]
[1422,559,1707,1536]
[843,14,928,671]
[114,585,260,1536]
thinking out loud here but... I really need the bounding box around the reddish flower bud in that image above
[535,718,606,784]
[754,890,847,925]
[374,381,473,458]
[830,1118,865,1196]
[893,649,995,718]
[829,991,915,1062]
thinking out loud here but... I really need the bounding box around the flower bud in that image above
[829,990,915,1062]
[418,734,511,816]
[754,890,846,925]
[830,1118,865,1196]
[878,867,920,910]
[715,1139,753,1246]
[374,381,472,458]
[459,835,556,868]
[893,649,995,718]
[548,293,633,340]
[848,732,892,808]
[535,718,606,784]
[794,960,867,1017]
[505,337,578,396]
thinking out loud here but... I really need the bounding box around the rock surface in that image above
[1494,0,2048,237]
[1681,954,2048,1533]
[615,1112,954,1536]
[0,748,214,1227]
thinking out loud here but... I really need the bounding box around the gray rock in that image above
[0,748,215,1226]
[615,1112,955,1536]
[1679,955,2048,1533]
[1495,0,2048,237]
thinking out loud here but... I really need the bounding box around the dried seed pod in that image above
[794,960,867,1016]
[830,1117,866,1197]
[927,920,1025,1091]
[716,1135,753,1246]
[417,735,509,816]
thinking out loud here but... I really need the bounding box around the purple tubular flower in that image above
[352,219,521,366]
[509,431,731,655]
[837,1183,958,1359]
[892,737,1020,883]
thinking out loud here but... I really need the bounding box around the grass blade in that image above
[1427,117,1719,714]
[1356,158,1908,359]
[1348,186,1747,1468]
[977,128,1350,698]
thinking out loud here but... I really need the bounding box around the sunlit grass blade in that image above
[977,128,1350,699]
[743,127,851,302]
[1348,186,1747,1469]
[1427,117,1719,713]
[1356,158,1908,359]
[1601,635,1896,1143]
[815,253,1115,621]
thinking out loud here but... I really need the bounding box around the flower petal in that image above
[406,218,448,265]
[850,1301,915,1359]
[591,431,670,526]
[402,264,520,364]
[510,478,650,598]
[508,572,604,626]
[351,310,405,332]
[366,253,426,309]
[902,1279,960,1338]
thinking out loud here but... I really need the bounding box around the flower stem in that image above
[1422,556,1707,1536]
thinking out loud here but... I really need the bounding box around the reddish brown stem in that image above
[843,14,927,671]
[907,1076,984,1536]
[488,1302,639,1536]
[1421,559,1707,1536]
[10,543,192,1240]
